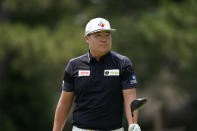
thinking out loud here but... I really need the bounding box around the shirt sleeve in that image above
[120,56,137,90]
[62,60,74,92]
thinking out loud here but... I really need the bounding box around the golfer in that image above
[53,18,141,131]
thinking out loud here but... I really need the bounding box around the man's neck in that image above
[89,50,109,61]
[90,52,101,61]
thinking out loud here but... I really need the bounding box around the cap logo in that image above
[98,21,106,27]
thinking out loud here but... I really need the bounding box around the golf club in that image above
[130,98,147,123]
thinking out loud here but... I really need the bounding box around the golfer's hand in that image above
[128,124,141,131]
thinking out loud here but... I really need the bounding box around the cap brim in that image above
[86,29,116,35]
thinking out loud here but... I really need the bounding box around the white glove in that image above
[128,124,141,131]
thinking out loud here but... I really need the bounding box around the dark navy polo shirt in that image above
[62,51,137,130]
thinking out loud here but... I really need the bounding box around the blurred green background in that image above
[0,0,197,131]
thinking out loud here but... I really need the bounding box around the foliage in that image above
[111,0,197,89]
[0,20,87,130]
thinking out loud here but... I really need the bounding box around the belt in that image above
[72,126,124,131]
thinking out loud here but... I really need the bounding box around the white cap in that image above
[85,18,115,35]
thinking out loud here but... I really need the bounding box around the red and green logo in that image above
[98,21,106,27]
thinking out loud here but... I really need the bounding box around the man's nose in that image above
[100,36,107,41]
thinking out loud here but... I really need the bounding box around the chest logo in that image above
[104,69,119,76]
[78,70,90,76]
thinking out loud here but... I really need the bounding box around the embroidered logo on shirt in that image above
[104,69,119,76]
[130,74,137,84]
[78,70,90,76]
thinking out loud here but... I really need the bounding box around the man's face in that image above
[85,31,112,56]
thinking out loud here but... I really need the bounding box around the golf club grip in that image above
[132,116,135,123]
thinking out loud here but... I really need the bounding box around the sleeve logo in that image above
[130,74,137,84]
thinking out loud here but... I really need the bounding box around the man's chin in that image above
[100,50,110,55]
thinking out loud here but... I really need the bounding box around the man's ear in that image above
[84,35,89,43]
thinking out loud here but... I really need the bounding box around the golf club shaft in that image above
[132,112,135,123]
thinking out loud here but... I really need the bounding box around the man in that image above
[53,18,141,131]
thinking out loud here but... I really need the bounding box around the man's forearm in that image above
[53,101,68,131]
[123,88,137,124]
[53,91,74,131]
